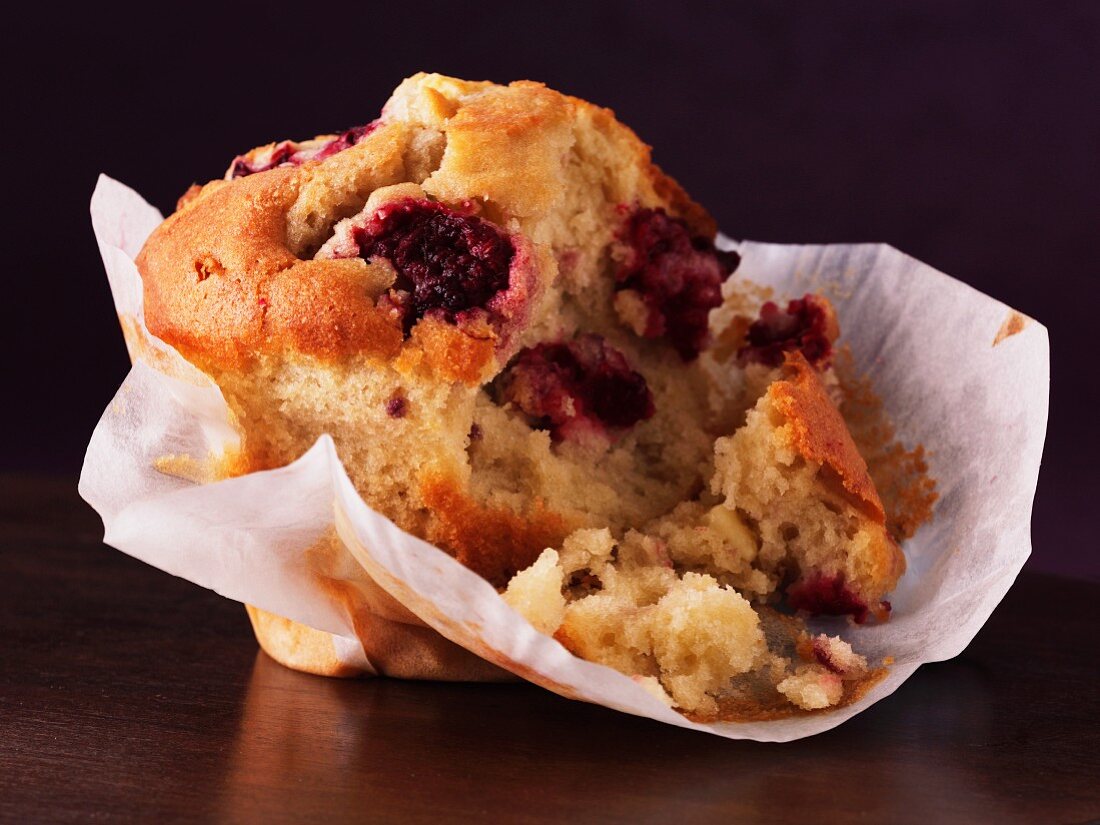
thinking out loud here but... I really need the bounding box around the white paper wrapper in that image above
[81,175,1049,741]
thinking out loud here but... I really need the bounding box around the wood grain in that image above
[1,475,1097,824]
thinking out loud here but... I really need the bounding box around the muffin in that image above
[136,73,927,718]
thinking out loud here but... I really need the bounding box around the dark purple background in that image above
[7,3,1097,579]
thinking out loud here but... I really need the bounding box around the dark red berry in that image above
[385,395,408,418]
[353,199,514,333]
[230,121,380,178]
[615,208,740,360]
[314,123,379,160]
[496,334,655,442]
[787,574,870,624]
[737,294,835,368]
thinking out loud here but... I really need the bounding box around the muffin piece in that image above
[504,533,880,716]
[711,352,903,623]
[503,355,902,715]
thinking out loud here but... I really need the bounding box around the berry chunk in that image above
[353,199,514,332]
[786,574,871,623]
[230,141,298,178]
[615,208,740,361]
[737,294,837,368]
[230,121,379,178]
[314,123,379,161]
[385,394,408,418]
[497,335,655,442]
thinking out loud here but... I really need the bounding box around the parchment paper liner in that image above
[81,175,1049,741]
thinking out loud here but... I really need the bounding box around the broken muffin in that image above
[135,72,932,719]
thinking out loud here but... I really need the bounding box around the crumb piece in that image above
[806,634,868,676]
[645,573,764,714]
[777,666,844,710]
[557,528,616,576]
[502,548,566,634]
[800,633,866,677]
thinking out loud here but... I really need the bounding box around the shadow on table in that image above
[211,649,1058,823]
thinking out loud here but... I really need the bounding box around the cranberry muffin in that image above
[137,73,919,718]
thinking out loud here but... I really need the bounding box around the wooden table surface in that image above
[2,475,1097,824]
